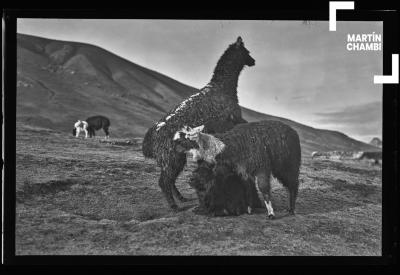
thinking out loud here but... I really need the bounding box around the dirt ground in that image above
[15,124,382,255]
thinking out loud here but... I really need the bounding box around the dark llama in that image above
[86,115,111,138]
[175,120,301,218]
[189,159,262,216]
[142,37,255,210]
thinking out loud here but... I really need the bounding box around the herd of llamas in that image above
[72,37,302,218]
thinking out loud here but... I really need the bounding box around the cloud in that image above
[314,101,382,140]
[291,94,309,101]
[315,101,381,124]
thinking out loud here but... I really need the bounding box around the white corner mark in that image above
[374,54,399,84]
[329,1,355,31]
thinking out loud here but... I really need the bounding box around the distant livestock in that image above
[174,120,301,218]
[311,150,381,165]
[311,150,363,160]
[359,151,382,165]
[85,115,111,138]
[142,37,255,210]
[72,120,89,138]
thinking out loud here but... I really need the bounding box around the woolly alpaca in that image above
[142,37,255,210]
[175,120,301,218]
[85,115,111,138]
[204,172,261,216]
[72,120,89,138]
[188,159,262,216]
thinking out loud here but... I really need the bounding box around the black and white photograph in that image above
[2,6,399,261]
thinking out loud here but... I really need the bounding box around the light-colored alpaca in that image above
[74,120,89,138]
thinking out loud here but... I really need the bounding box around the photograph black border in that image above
[2,4,398,267]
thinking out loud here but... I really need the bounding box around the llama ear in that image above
[187,125,204,140]
[235,36,243,47]
[172,130,181,141]
[173,125,188,141]
[192,125,204,133]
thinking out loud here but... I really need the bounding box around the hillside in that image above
[16,33,379,155]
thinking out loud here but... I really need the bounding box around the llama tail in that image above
[142,127,155,158]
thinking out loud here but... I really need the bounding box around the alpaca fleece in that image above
[85,115,110,138]
[186,120,301,216]
[72,120,89,138]
[189,160,262,216]
[141,37,255,209]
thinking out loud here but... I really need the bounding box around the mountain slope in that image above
[241,108,378,154]
[16,33,379,155]
[17,33,196,137]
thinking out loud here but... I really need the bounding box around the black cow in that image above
[86,115,111,138]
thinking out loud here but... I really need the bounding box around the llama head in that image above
[231,36,255,67]
[173,125,205,141]
[173,125,226,163]
[173,125,206,156]
[172,125,204,154]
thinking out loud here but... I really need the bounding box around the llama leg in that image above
[84,128,88,139]
[279,174,299,215]
[158,168,179,210]
[172,185,189,202]
[76,128,81,137]
[288,180,299,215]
[245,177,255,215]
[104,127,109,139]
[171,153,190,202]
[157,152,187,210]
[255,171,275,219]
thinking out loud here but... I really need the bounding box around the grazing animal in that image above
[85,115,111,138]
[142,37,255,210]
[358,151,382,165]
[175,120,301,218]
[312,150,367,161]
[188,159,262,216]
[72,120,89,138]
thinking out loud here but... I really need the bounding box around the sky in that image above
[17,19,383,143]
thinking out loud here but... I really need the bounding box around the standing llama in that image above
[142,37,255,210]
[85,115,111,138]
[174,120,301,218]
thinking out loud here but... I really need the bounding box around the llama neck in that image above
[197,133,226,163]
[209,54,245,97]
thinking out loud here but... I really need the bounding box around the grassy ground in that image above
[15,124,382,255]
